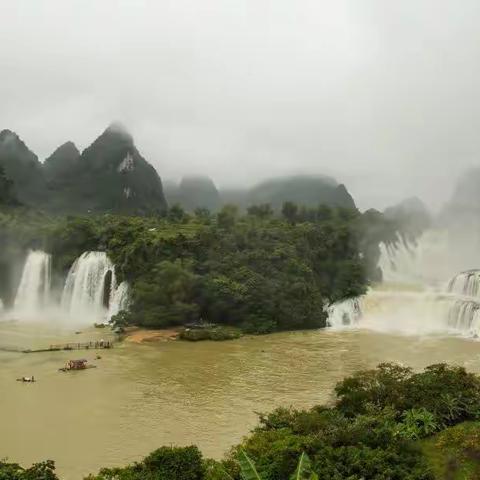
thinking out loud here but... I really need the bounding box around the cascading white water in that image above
[378,230,453,286]
[447,270,480,297]
[445,299,480,335]
[13,250,51,315]
[107,281,130,320]
[61,251,116,321]
[327,229,480,338]
[378,237,417,284]
[440,270,480,337]
[326,298,362,328]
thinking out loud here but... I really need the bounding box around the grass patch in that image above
[421,421,480,479]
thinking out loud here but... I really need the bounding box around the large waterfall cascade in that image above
[62,251,122,321]
[13,250,52,315]
[328,230,480,338]
[3,249,130,324]
[378,230,452,286]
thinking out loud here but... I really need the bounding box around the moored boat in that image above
[59,359,96,372]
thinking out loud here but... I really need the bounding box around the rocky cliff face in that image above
[0,130,46,204]
[0,165,17,206]
[55,123,167,214]
[1,124,167,215]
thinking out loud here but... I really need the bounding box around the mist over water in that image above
[330,227,480,338]
[3,250,128,327]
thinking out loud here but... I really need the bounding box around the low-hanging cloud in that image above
[1,0,480,211]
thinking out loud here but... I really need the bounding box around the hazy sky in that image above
[2,0,480,210]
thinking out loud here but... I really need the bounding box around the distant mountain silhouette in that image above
[0,164,18,206]
[44,141,80,181]
[0,126,359,215]
[247,175,356,210]
[442,167,480,221]
[0,130,46,204]
[219,188,249,209]
[439,167,480,247]
[50,123,167,214]
[1,124,167,215]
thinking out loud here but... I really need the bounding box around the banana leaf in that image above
[290,452,318,480]
[238,450,262,480]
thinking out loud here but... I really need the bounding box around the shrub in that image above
[143,446,204,480]
[396,408,439,440]
[87,446,204,480]
[179,326,242,341]
[0,460,58,480]
[335,363,480,427]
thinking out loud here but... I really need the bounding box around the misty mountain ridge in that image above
[2,125,359,215]
[165,174,357,213]
[439,167,480,236]
[49,123,168,214]
[0,124,168,214]
[247,175,356,210]
[384,196,432,237]
[165,175,221,212]
[443,167,480,212]
[44,141,80,181]
[0,129,46,205]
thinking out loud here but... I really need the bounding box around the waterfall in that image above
[13,250,51,314]
[61,251,116,321]
[442,270,480,337]
[328,230,480,337]
[107,281,130,320]
[334,285,480,338]
[327,298,362,328]
[447,270,480,298]
[445,299,480,335]
[378,237,417,284]
[378,230,453,286]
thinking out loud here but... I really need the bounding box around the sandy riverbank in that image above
[124,327,180,344]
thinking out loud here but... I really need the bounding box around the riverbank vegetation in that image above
[0,203,389,334]
[179,325,243,341]
[2,363,479,479]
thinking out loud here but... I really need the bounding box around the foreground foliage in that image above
[0,460,57,480]
[421,422,480,479]
[3,363,479,480]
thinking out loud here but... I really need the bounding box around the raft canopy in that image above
[69,359,88,367]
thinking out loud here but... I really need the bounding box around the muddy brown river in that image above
[1,322,480,479]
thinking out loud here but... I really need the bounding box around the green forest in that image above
[3,363,480,479]
[0,202,399,334]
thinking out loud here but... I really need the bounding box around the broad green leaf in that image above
[219,465,235,480]
[290,452,316,480]
[238,450,262,480]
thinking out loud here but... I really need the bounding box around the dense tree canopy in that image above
[0,202,373,332]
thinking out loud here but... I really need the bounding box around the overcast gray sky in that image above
[2,0,480,210]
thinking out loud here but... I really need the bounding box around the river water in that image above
[1,322,480,479]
